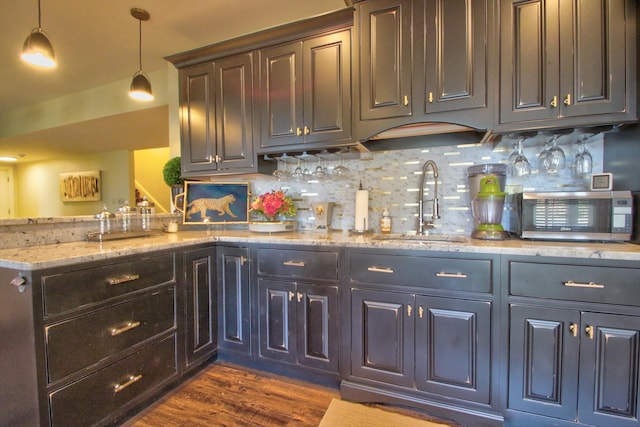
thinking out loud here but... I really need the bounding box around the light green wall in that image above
[134,147,171,213]
[15,151,133,217]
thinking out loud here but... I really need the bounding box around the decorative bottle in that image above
[381,208,392,234]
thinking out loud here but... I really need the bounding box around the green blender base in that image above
[471,223,510,240]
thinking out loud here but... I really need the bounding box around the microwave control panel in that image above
[612,197,632,233]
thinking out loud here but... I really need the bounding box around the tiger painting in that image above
[185,194,238,220]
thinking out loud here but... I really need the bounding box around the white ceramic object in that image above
[248,221,297,233]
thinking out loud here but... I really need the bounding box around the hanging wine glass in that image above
[507,143,519,164]
[546,134,566,173]
[575,136,593,176]
[511,136,531,177]
[537,140,553,173]
[292,159,303,180]
[272,153,291,181]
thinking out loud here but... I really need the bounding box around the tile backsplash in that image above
[248,133,604,235]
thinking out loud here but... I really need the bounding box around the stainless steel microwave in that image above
[503,191,633,241]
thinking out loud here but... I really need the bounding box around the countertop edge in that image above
[1,231,640,270]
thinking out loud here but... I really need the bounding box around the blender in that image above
[471,175,510,240]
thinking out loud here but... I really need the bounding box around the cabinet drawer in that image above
[258,248,338,281]
[49,334,178,427]
[510,260,640,306]
[46,288,176,383]
[43,252,175,315]
[349,253,492,293]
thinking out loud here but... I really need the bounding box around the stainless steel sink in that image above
[372,234,467,243]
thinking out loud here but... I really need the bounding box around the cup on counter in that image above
[165,221,179,233]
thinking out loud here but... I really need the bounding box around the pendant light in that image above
[21,0,57,68]
[129,8,153,101]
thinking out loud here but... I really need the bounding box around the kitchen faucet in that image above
[418,160,440,234]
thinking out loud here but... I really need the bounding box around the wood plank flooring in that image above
[121,361,458,426]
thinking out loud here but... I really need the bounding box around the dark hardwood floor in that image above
[121,361,459,426]
[121,361,338,426]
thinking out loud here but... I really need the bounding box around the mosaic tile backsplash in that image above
[248,133,605,235]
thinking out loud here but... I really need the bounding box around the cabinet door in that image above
[508,304,580,421]
[180,63,217,173]
[558,0,629,118]
[303,30,351,144]
[183,247,216,368]
[415,296,491,404]
[296,283,339,372]
[258,278,296,363]
[260,42,303,148]
[357,0,412,120]
[351,289,414,387]
[217,246,251,354]
[578,312,640,427]
[215,53,255,170]
[423,0,488,113]
[500,0,559,124]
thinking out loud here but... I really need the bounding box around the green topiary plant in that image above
[162,157,184,187]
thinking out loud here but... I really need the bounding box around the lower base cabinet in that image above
[350,288,491,404]
[258,278,338,372]
[217,245,251,355]
[509,304,640,427]
[183,247,217,370]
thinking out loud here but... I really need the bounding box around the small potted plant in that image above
[162,157,184,211]
[249,190,297,232]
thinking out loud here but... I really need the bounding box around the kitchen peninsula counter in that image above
[1,229,640,270]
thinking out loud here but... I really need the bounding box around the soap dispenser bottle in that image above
[381,208,392,234]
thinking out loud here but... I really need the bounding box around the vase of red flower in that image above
[249,190,298,232]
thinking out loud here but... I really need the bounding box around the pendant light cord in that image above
[37,0,42,28]
[138,18,143,72]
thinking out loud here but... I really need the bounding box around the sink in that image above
[372,234,467,243]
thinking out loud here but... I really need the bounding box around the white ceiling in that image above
[0,0,349,162]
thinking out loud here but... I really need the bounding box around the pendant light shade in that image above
[21,0,56,68]
[130,71,153,101]
[129,8,153,101]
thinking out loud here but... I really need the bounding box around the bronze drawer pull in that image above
[563,280,604,289]
[435,272,467,279]
[283,261,305,267]
[113,374,143,393]
[367,266,394,274]
[110,321,141,336]
[107,274,140,285]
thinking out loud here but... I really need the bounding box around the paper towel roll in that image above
[354,189,369,232]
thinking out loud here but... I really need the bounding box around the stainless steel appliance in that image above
[503,191,633,241]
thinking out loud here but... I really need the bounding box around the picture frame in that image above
[60,170,101,202]
[178,181,249,224]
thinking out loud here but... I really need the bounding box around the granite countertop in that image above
[1,230,640,270]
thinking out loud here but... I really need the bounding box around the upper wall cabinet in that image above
[499,0,637,132]
[353,0,494,141]
[258,29,352,153]
[179,53,258,177]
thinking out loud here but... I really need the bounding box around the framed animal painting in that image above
[178,181,249,224]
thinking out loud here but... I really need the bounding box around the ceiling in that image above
[0,0,349,163]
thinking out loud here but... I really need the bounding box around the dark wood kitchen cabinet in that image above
[506,256,640,427]
[258,29,352,152]
[179,52,258,177]
[353,0,494,141]
[256,247,340,374]
[217,245,251,355]
[342,249,500,426]
[499,0,637,131]
[183,246,217,371]
[351,289,491,403]
[0,250,180,427]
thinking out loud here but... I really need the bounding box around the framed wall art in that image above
[60,170,101,202]
[178,181,249,224]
